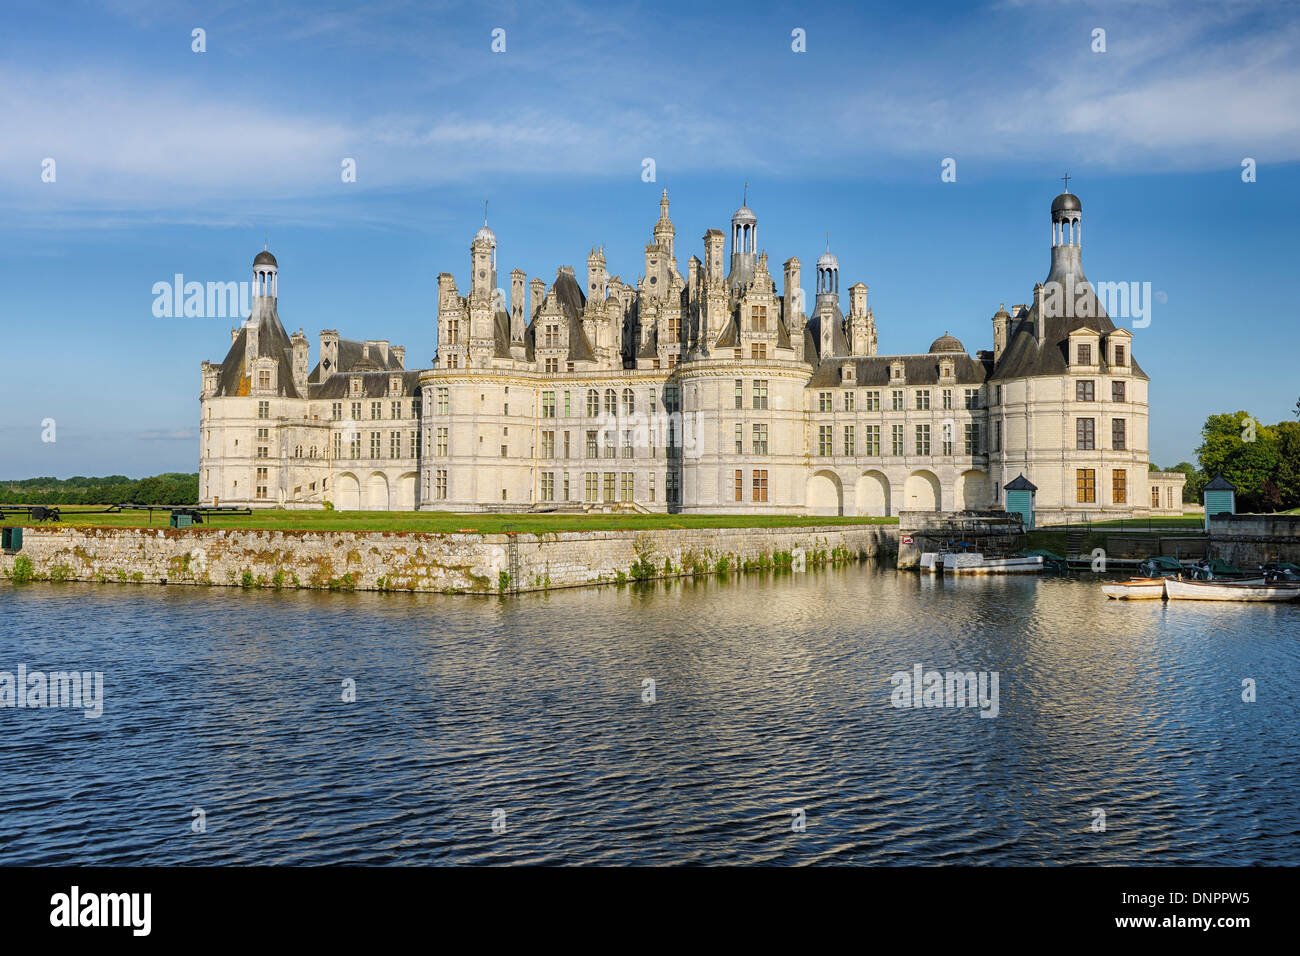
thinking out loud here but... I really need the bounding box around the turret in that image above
[290,329,309,392]
[992,303,1012,361]
[728,197,757,288]
[319,330,339,378]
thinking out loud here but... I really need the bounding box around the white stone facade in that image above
[199,189,1181,521]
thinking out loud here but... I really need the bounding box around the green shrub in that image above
[10,555,34,583]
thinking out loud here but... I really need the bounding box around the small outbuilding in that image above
[1203,475,1237,530]
[1004,474,1038,529]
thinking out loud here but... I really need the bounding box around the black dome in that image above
[254,250,278,267]
[1051,192,1081,215]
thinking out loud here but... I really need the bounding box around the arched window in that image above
[604,389,617,415]
[622,388,635,415]
[587,389,599,417]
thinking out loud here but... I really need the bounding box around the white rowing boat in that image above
[1102,578,1168,600]
[1164,578,1300,602]
[942,552,1044,574]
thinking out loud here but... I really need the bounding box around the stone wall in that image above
[1208,514,1300,566]
[0,524,898,593]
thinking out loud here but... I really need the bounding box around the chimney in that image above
[290,329,309,392]
[391,345,405,369]
[319,330,339,379]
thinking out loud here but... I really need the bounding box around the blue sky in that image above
[2,0,1297,477]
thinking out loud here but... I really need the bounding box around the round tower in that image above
[471,216,497,298]
[1048,185,1083,282]
[728,194,757,288]
[253,249,277,301]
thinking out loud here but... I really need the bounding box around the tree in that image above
[1273,420,1300,510]
[1167,461,1202,503]
[1196,412,1280,512]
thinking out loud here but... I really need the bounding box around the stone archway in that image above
[335,472,360,511]
[958,469,993,510]
[855,470,891,517]
[365,472,390,511]
[806,470,844,516]
[396,472,418,510]
[904,470,942,512]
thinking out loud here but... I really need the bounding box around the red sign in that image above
[900,535,914,545]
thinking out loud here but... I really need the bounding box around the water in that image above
[1,568,1297,865]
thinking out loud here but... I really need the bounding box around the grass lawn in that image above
[0,508,898,535]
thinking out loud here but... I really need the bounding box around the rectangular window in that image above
[543,392,556,417]
[1077,468,1096,503]
[734,379,744,409]
[844,425,855,456]
[864,424,880,456]
[371,401,382,420]
[1076,418,1095,450]
[564,391,572,417]
[942,388,952,410]
[819,392,833,412]
[1077,380,1095,402]
[750,305,767,331]
[332,434,341,459]
[351,401,362,420]
[891,390,904,411]
[843,391,854,412]
[865,390,880,411]
[750,343,766,361]
[435,427,448,456]
[735,423,743,455]
[390,431,401,458]
[892,424,904,456]
[1112,380,1126,403]
[391,401,402,420]
[258,401,269,419]
[350,433,361,459]
[1114,344,1126,367]
[370,432,381,458]
[649,473,655,502]
[603,472,616,503]
[621,472,634,502]
[435,469,448,500]
[734,469,744,502]
[1112,418,1127,450]
[915,389,930,411]
[331,402,342,421]
[541,473,555,502]
[542,431,555,458]
[753,423,768,455]
[915,424,931,456]
[818,425,833,456]
[752,469,769,503]
[993,420,1001,453]
[587,391,600,417]
[667,472,680,504]
[622,430,633,459]
[753,380,768,410]
[584,473,598,503]
[545,357,558,374]
[412,429,420,457]
[603,432,616,459]
[1112,469,1127,504]
[258,370,271,389]
[586,431,598,458]
[964,423,980,455]
[1078,343,1092,365]
[964,388,979,409]
[1152,487,1161,508]
[435,388,449,415]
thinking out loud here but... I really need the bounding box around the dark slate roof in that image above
[551,271,594,363]
[808,352,990,388]
[214,307,301,399]
[929,333,965,353]
[308,369,421,400]
[1051,192,1081,214]
[254,250,277,266]
[989,282,1148,382]
[1004,473,1038,491]
[714,316,739,349]
[807,303,850,363]
[308,337,404,383]
[1204,474,1237,491]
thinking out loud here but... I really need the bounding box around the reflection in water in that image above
[1,568,1296,865]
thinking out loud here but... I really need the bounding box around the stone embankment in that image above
[0,524,899,593]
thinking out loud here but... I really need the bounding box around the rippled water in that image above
[1,568,1297,865]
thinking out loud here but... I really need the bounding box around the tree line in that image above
[1156,403,1300,513]
[0,473,199,505]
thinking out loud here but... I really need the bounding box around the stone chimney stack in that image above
[319,330,339,379]
[290,329,309,392]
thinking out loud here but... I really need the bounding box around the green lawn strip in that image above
[1,509,898,534]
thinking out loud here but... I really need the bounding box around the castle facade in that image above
[198,189,1184,521]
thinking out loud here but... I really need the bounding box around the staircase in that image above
[1065,527,1086,559]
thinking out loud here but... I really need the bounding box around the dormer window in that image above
[940,360,954,379]
[890,361,905,382]
[390,376,402,396]
[842,363,855,383]
[257,370,271,390]
[1078,343,1092,365]
[1113,344,1126,367]
[350,377,361,396]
